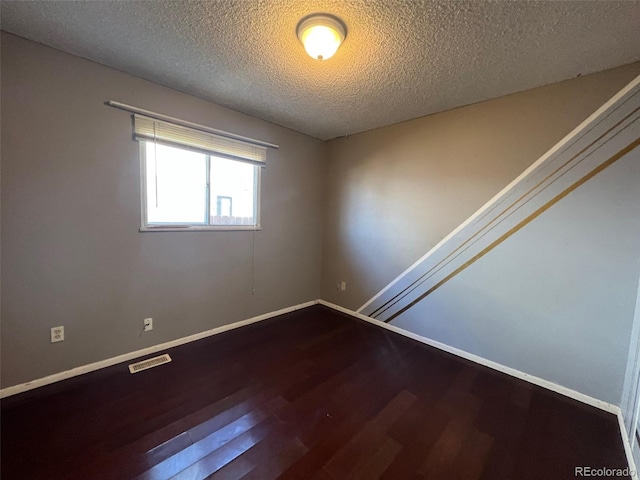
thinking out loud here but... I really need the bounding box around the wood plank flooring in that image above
[0,305,630,479]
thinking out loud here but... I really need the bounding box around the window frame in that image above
[139,141,262,232]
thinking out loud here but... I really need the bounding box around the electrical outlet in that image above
[341,281,347,291]
[143,318,153,332]
[51,326,64,343]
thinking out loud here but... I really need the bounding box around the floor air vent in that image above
[128,354,172,374]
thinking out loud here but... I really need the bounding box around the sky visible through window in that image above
[145,142,256,225]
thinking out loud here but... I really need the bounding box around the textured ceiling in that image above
[2,1,639,140]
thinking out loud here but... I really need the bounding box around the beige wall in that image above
[3,29,639,402]
[321,63,640,309]
[320,63,640,405]
[1,33,325,388]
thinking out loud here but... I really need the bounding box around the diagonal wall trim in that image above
[359,75,640,321]
[383,136,639,324]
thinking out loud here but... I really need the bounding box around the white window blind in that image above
[133,115,267,167]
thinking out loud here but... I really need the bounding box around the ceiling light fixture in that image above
[297,14,346,61]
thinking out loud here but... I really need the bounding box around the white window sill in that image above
[140,225,262,232]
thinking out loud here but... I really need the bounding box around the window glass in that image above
[145,143,207,224]
[141,142,260,230]
[209,156,256,226]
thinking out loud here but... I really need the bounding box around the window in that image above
[135,115,265,231]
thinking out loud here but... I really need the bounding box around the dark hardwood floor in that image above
[1,305,630,479]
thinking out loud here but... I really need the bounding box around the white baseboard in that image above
[617,408,639,479]
[318,299,618,414]
[3,297,633,471]
[0,297,619,415]
[0,300,318,399]
[4,299,633,471]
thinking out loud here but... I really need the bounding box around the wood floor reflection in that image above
[1,305,629,479]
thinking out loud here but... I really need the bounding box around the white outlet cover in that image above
[144,318,153,331]
[51,326,64,343]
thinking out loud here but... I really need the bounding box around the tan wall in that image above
[0,33,325,388]
[321,63,640,310]
[3,29,639,401]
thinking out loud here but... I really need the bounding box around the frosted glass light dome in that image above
[297,14,347,61]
